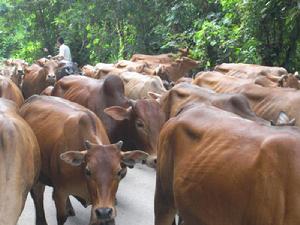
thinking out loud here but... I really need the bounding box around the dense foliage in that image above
[0,0,299,71]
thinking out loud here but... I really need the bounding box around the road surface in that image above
[18,164,155,225]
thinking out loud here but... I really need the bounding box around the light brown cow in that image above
[194,71,298,126]
[20,95,148,225]
[155,103,300,225]
[81,64,97,78]
[118,72,166,99]
[215,63,288,77]
[0,75,24,107]
[0,59,28,87]
[222,67,300,89]
[0,98,40,225]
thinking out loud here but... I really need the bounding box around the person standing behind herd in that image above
[55,37,72,62]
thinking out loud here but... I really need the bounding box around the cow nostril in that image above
[95,207,113,219]
[154,158,157,164]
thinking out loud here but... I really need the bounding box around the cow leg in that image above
[30,182,48,225]
[154,185,176,225]
[53,189,68,225]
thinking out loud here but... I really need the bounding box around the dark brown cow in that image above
[20,95,148,225]
[193,71,298,126]
[155,103,300,225]
[22,60,59,98]
[0,98,40,225]
[52,75,165,168]
[0,75,24,107]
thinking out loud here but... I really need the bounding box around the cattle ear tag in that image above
[121,151,149,167]
[104,106,132,121]
[60,151,87,166]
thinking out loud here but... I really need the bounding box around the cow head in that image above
[104,99,166,169]
[43,60,59,84]
[60,140,148,225]
[4,59,27,74]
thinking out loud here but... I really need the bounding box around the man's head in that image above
[57,37,64,46]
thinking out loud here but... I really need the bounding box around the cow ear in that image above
[104,106,132,121]
[60,151,87,166]
[121,151,149,168]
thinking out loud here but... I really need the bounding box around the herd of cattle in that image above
[1,52,300,225]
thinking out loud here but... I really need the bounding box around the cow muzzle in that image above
[47,74,56,83]
[142,155,157,169]
[17,69,24,75]
[91,207,115,225]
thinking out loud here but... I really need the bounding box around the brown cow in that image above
[0,98,40,225]
[0,75,24,107]
[20,95,148,225]
[131,53,199,82]
[159,82,269,125]
[22,60,59,98]
[131,53,176,64]
[155,103,300,225]
[52,75,165,168]
[40,85,54,96]
[194,71,298,126]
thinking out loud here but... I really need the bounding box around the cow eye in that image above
[85,167,91,177]
[135,120,144,128]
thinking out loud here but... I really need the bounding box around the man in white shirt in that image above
[55,37,72,62]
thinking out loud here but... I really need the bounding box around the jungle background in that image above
[0,0,299,71]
